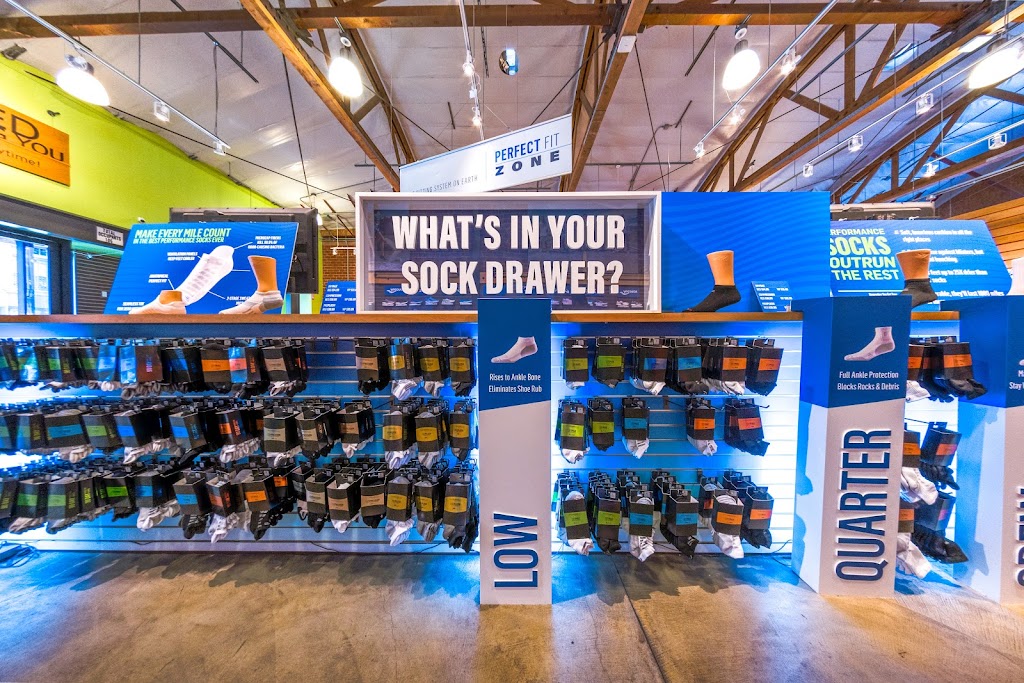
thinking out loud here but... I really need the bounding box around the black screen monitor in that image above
[169,207,319,294]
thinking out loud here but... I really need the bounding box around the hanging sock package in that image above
[686,398,717,455]
[593,337,627,388]
[587,398,616,452]
[448,338,477,396]
[662,487,699,557]
[919,422,961,491]
[900,427,937,505]
[745,339,783,396]
[389,338,422,400]
[383,398,421,469]
[448,399,477,461]
[562,337,591,389]
[620,397,649,458]
[702,338,747,395]
[417,338,451,397]
[336,399,376,457]
[913,491,968,564]
[414,400,449,468]
[934,340,987,400]
[666,337,705,395]
[905,342,929,402]
[557,399,588,463]
[723,399,769,456]
[631,337,668,395]
[355,337,392,394]
[262,406,302,464]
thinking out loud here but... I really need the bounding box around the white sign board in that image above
[399,115,572,193]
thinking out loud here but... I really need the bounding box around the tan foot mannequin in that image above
[687,250,741,312]
[897,249,937,308]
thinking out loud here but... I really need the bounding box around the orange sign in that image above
[0,104,70,185]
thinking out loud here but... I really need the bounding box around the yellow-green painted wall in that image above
[0,58,275,228]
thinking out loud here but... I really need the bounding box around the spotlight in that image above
[56,54,109,106]
[499,48,519,76]
[848,134,864,153]
[328,55,363,98]
[471,106,482,127]
[723,39,761,91]
[694,141,705,159]
[802,162,814,178]
[729,107,746,125]
[989,132,1008,150]
[916,93,934,116]
[780,48,800,76]
[462,51,475,77]
[153,100,171,123]
[923,161,938,178]
[969,40,1024,89]
[214,140,229,156]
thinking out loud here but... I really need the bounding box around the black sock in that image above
[901,278,937,308]
[686,285,741,313]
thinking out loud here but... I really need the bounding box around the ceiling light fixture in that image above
[848,134,864,153]
[694,141,705,159]
[471,106,482,127]
[923,161,938,177]
[960,35,994,54]
[214,140,229,156]
[802,162,814,178]
[916,93,934,115]
[729,107,746,125]
[780,48,800,76]
[462,51,475,77]
[968,38,1024,89]
[328,55,364,98]
[153,100,171,123]
[989,131,1008,149]
[723,39,761,91]
[56,54,109,106]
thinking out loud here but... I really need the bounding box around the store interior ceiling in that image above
[1,0,1023,228]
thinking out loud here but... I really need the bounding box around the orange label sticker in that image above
[748,509,772,521]
[899,508,915,522]
[936,442,958,457]
[202,359,230,373]
[737,417,762,431]
[904,442,921,456]
[907,356,923,369]
[722,357,747,371]
[244,489,267,503]
[273,477,288,488]
[944,354,972,368]
[716,512,743,526]
[758,358,781,372]
[693,418,716,431]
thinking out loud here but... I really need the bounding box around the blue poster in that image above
[320,280,357,314]
[364,197,655,312]
[829,220,1010,307]
[105,222,297,315]
[945,297,1024,409]
[660,193,830,312]
[796,296,911,409]
[751,281,792,312]
[478,297,551,411]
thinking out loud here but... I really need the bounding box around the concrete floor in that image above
[1,551,1022,683]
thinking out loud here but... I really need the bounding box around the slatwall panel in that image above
[73,252,120,314]
[955,198,1024,265]
[549,320,801,554]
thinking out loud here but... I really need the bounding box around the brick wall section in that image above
[322,236,356,281]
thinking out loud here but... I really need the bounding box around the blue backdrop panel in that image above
[660,192,831,312]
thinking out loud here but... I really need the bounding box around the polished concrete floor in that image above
[1,550,1023,683]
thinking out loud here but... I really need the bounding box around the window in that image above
[0,234,51,314]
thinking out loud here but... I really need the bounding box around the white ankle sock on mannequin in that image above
[844,326,896,361]
[491,336,538,363]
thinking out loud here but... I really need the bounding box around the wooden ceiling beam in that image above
[238,0,399,188]
[0,3,972,39]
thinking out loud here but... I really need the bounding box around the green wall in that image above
[0,58,275,229]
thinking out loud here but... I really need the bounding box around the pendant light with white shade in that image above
[56,54,109,106]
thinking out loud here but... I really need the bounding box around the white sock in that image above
[713,530,744,559]
[624,438,650,459]
[177,245,235,305]
[901,467,939,505]
[906,380,931,402]
[341,439,372,458]
[417,520,441,542]
[387,447,416,469]
[630,377,664,395]
[687,435,718,455]
[386,517,416,546]
[844,326,896,361]
[332,515,359,534]
[267,445,303,466]
[491,336,538,363]
[391,378,422,401]
[1009,257,1024,295]
[721,381,746,395]
[560,448,587,464]
[423,381,445,396]
[569,538,594,556]
[57,445,93,463]
[628,534,654,561]
[566,381,585,390]
[897,532,932,578]
[418,450,442,468]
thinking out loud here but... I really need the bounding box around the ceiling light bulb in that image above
[923,161,938,178]
[328,55,364,98]
[848,134,864,153]
[316,212,324,227]
[56,54,109,106]
[214,140,228,156]
[471,107,482,127]
[989,132,1008,150]
[969,41,1024,89]
[780,48,800,76]
[723,40,761,91]
[153,100,171,123]
[729,107,746,125]
[463,52,475,77]
[694,141,705,159]
[916,93,934,115]
[802,162,814,178]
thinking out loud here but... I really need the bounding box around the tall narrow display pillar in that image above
[946,297,1024,604]
[792,296,911,595]
[478,298,552,605]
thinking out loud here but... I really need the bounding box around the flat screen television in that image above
[169,207,319,294]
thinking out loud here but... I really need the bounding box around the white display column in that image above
[947,298,1024,604]
[477,297,552,605]
[792,296,911,596]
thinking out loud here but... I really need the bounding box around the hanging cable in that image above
[635,43,667,191]
[283,56,313,203]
